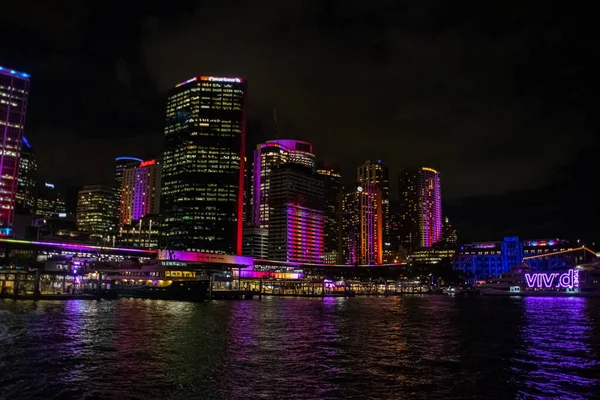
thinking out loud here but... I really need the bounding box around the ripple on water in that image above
[1,296,599,399]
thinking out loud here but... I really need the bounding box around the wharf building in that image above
[342,183,383,265]
[0,65,30,230]
[160,76,246,254]
[398,167,442,252]
[268,164,324,263]
[241,226,268,259]
[453,237,586,279]
[120,159,161,226]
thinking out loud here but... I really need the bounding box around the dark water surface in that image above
[1,296,600,399]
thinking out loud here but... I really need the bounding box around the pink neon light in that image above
[524,269,579,289]
[175,77,198,87]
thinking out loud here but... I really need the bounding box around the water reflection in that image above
[515,297,600,399]
[1,297,599,399]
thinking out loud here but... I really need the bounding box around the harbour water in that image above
[1,296,599,399]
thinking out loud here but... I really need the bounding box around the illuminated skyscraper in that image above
[77,185,118,236]
[0,65,30,228]
[15,137,37,213]
[398,167,442,250]
[120,159,161,226]
[252,140,314,228]
[161,76,246,254]
[342,183,383,265]
[114,156,142,227]
[317,165,342,264]
[36,182,66,218]
[357,160,389,243]
[268,164,324,263]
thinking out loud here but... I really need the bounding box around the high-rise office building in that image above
[268,164,324,263]
[242,226,269,259]
[35,182,66,218]
[0,66,30,229]
[357,160,389,243]
[398,167,442,250]
[77,185,117,236]
[252,140,315,228]
[441,217,458,245]
[15,137,37,213]
[317,165,343,264]
[342,183,383,265]
[120,159,161,226]
[161,76,246,254]
[115,157,142,219]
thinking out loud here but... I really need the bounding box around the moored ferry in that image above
[478,262,600,297]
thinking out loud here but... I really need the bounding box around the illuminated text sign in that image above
[525,269,579,289]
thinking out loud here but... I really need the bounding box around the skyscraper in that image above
[0,66,30,228]
[120,159,162,226]
[76,185,117,236]
[15,137,37,213]
[342,183,383,265]
[161,76,246,254]
[35,182,66,218]
[398,167,442,250]
[252,140,315,228]
[268,164,324,263]
[357,160,389,244]
[115,156,142,227]
[317,165,343,264]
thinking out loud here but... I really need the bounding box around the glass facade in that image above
[15,137,37,213]
[76,185,117,236]
[317,166,342,263]
[160,76,246,254]
[398,167,442,250]
[0,66,30,228]
[268,164,324,263]
[252,139,315,229]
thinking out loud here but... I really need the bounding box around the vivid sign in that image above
[525,269,579,289]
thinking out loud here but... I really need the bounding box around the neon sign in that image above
[200,76,242,83]
[140,159,156,167]
[525,269,579,289]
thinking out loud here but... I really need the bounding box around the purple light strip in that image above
[0,238,154,253]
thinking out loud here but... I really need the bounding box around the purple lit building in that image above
[268,164,324,263]
[398,167,442,250]
[120,159,161,226]
[0,65,30,229]
[252,140,315,228]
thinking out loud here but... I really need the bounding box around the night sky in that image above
[2,1,598,242]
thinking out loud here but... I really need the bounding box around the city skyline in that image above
[2,2,599,244]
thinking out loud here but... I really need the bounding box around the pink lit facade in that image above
[268,164,324,263]
[120,160,161,226]
[252,139,315,228]
[0,66,30,228]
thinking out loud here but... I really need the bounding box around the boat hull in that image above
[115,280,209,301]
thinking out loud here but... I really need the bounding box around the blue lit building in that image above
[454,236,582,278]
